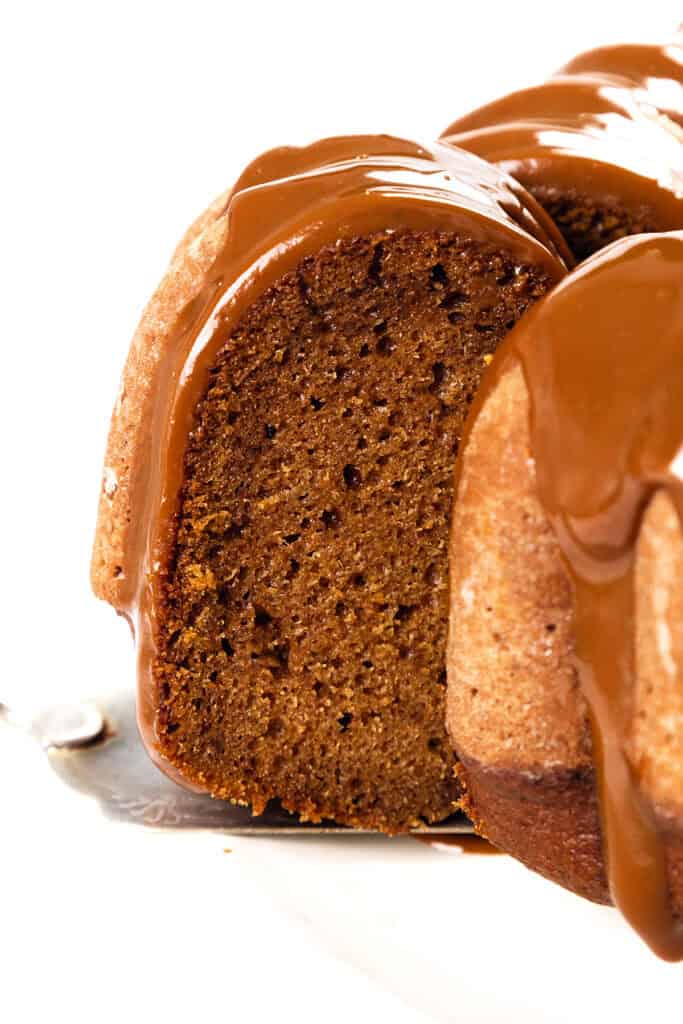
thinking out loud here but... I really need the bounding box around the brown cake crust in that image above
[91,189,231,607]
[456,760,608,903]
[447,359,683,911]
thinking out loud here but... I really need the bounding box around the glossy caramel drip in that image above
[559,42,683,125]
[443,115,683,229]
[442,73,654,137]
[561,41,683,82]
[440,40,683,253]
[443,40,683,138]
[119,135,566,782]
[480,232,683,959]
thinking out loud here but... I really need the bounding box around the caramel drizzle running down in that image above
[121,135,567,782]
[498,232,683,959]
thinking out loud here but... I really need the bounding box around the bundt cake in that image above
[447,231,683,959]
[92,37,683,959]
[441,40,683,262]
[91,134,566,834]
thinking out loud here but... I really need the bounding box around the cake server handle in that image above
[0,699,105,750]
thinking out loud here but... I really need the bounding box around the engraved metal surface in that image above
[3,690,472,835]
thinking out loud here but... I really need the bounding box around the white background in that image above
[1,2,682,1021]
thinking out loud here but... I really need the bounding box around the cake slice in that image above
[91,135,565,833]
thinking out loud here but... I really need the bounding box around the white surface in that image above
[1,2,682,1021]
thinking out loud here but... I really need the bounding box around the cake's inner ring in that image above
[527,183,662,262]
[154,230,550,832]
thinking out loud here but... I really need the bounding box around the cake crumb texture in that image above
[154,230,553,832]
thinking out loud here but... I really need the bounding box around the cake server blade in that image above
[1,691,472,835]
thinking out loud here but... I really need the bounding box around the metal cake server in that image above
[0,692,472,835]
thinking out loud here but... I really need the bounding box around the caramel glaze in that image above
[468,231,683,959]
[443,115,683,244]
[442,74,658,137]
[115,135,567,791]
[440,42,683,258]
[560,42,683,126]
[443,41,683,138]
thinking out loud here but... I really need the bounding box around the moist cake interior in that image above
[154,229,552,832]
[526,183,662,262]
